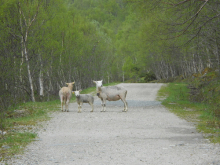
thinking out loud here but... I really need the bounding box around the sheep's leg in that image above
[121,98,128,112]
[66,99,70,112]
[102,99,106,112]
[60,96,64,112]
[61,101,63,112]
[64,100,67,112]
[90,103,94,112]
[64,103,66,112]
[124,100,128,112]
[63,97,67,112]
[78,103,82,113]
[119,93,128,112]
[100,98,104,112]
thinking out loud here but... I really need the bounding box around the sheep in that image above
[59,82,75,112]
[93,80,128,112]
[72,90,94,113]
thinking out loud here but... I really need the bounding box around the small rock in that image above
[0,130,7,135]
[2,145,11,149]
[178,143,185,146]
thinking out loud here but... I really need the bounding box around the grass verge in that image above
[0,100,60,161]
[158,83,220,143]
[0,82,119,161]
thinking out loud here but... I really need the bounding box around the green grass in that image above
[0,100,60,161]
[0,82,120,161]
[0,132,37,159]
[158,83,220,143]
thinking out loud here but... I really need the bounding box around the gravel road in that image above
[3,83,220,165]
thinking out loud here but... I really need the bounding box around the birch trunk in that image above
[18,1,40,102]
[39,70,44,96]
[39,54,44,96]
[24,43,35,102]
[215,37,220,76]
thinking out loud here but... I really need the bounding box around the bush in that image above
[144,72,156,82]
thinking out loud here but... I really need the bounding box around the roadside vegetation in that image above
[0,82,118,161]
[0,100,60,161]
[158,69,220,143]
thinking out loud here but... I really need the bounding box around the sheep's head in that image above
[66,82,75,88]
[73,90,82,98]
[66,82,75,87]
[93,80,103,88]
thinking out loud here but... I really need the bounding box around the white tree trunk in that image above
[215,38,220,75]
[24,44,35,102]
[18,1,39,102]
[39,54,44,96]
[39,70,44,96]
[20,42,24,82]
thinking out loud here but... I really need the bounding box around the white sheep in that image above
[72,90,94,113]
[59,82,75,112]
[93,80,128,112]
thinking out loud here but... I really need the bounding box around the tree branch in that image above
[167,0,209,39]
[162,0,208,6]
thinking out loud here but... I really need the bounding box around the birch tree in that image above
[17,0,43,102]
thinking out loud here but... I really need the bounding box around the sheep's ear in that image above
[72,82,75,84]
[93,80,96,83]
[101,80,103,82]
[79,89,82,92]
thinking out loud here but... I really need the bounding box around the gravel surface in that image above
[2,83,220,165]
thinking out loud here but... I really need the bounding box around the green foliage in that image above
[1,0,220,107]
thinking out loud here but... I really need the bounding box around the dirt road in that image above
[4,83,220,165]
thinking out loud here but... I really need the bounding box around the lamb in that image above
[59,82,75,112]
[72,90,94,113]
[93,80,128,112]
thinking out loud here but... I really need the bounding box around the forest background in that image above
[0,0,220,114]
